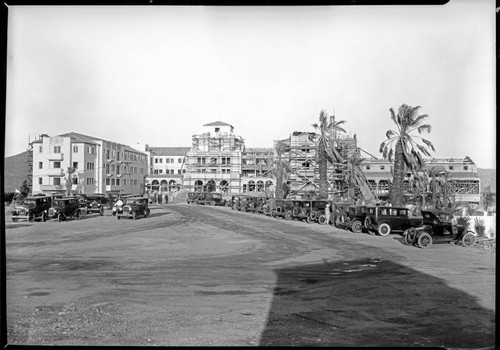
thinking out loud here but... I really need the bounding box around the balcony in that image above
[45,168,65,176]
[40,185,65,191]
[48,153,64,161]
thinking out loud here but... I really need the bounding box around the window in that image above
[53,146,61,153]
[178,170,182,174]
[160,158,164,163]
[38,178,43,185]
[366,165,371,170]
[155,158,158,163]
[380,165,385,170]
[87,178,95,185]
[215,127,220,132]
[170,158,174,163]
[106,178,110,185]
[86,162,95,170]
[111,179,115,186]
[178,158,182,163]
[73,162,78,169]
[39,162,43,169]
[106,150,110,159]
[39,146,43,152]
[449,165,454,170]
[159,169,163,174]
[73,146,78,153]
[53,161,61,169]
[170,170,174,174]
[54,178,61,185]
[116,179,120,186]
[463,165,468,171]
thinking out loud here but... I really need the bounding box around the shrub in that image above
[456,216,471,231]
[474,217,486,237]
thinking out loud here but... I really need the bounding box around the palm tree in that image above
[312,110,346,199]
[379,104,434,206]
[345,154,365,201]
[272,140,291,199]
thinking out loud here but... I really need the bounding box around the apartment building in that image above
[31,132,148,196]
[146,146,190,191]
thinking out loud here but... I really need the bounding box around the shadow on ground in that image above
[259,258,495,348]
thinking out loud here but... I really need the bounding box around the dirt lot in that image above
[3,203,496,347]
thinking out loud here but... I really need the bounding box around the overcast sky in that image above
[5,1,496,168]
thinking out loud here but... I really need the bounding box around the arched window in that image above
[265,180,273,189]
[248,180,255,192]
[194,180,203,192]
[220,180,229,193]
[257,180,264,192]
[169,180,176,190]
[152,179,159,191]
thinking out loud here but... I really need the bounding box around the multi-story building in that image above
[31,132,148,196]
[241,148,275,194]
[146,146,190,192]
[361,156,481,205]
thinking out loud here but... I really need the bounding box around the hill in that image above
[477,168,496,193]
[3,151,30,192]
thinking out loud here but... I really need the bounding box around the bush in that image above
[474,217,486,237]
[4,192,16,204]
[457,216,471,231]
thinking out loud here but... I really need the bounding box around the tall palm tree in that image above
[379,104,434,206]
[312,110,346,199]
[272,140,291,199]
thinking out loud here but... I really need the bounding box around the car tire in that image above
[41,213,47,222]
[318,214,327,225]
[284,210,293,221]
[417,232,433,249]
[75,210,81,220]
[209,201,215,206]
[461,232,476,247]
[404,228,418,245]
[28,213,35,222]
[351,220,363,233]
[306,215,313,224]
[377,223,391,236]
[58,213,64,222]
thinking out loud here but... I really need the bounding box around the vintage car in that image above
[49,197,82,222]
[11,195,52,222]
[265,198,294,219]
[291,199,316,223]
[310,199,332,224]
[344,205,368,233]
[85,194,107,215]
[203,192,228,206]
[404,209,476,249]
[331,201,353,228]
[187,191,206,205]
[116,196,150,220]
[364,205,423,236]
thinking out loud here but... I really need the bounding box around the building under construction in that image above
[275,131,377,202]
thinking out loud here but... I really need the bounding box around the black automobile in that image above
[310,200,332,224]
[85,194,108,215]
[203,192,228,206]
[364,206,423,236]
[331,201,353,228]
[344,205,368,233]
[291,199,314,223]
[11,195,52,222]
[404,209,476,249]
[265,198,293,220]
[116,196,150,220]
[50,197,82,222]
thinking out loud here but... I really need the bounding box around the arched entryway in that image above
[194,180,203,192]
[220,180,229,193]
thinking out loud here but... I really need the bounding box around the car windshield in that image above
[23,200,36,208]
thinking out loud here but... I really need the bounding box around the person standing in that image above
[325,203,331,225]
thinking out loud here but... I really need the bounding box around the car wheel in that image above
[75,210,81,220]
[132,211,137,220]
[306,215,313,224]
[41,213,47,222]
[351,220,363,233]
[318,214,327,225]
[404,228,418,245]
[417,232,433,249]
[377,223,391,236]
[58,213,64,222]
[28,213,35,222]
[12,217,19,222]
[209,201,215,206]
[284,210,293,221]
[461,232,476,247]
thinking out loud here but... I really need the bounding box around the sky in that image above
[4,1,496,168]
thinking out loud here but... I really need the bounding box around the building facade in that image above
[31,132,148,196]
[146,146,190,192]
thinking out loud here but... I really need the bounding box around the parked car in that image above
[365,206,423,236]
[49,197,82,222]
[116,196,150,220]
[265,198,294,219]
[203,192,228,206]
[310,199,332,224]
[345,205,368,233]
[404,209,476,249]
[11,195,52,222]
[187,192,206,205]
[331,201,353,228]
[85,194,107,215]
[291,199,316,223]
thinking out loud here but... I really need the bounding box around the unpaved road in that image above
[4,203,496,347]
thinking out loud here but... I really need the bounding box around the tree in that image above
[272,140,291,199]
[345,154,366,201]
[379,104,434,206]
[65,166,77,196]
[312,110,346,199]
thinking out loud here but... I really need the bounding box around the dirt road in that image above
[4,203,496,347]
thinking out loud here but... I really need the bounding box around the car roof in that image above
[125,196,147,200]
